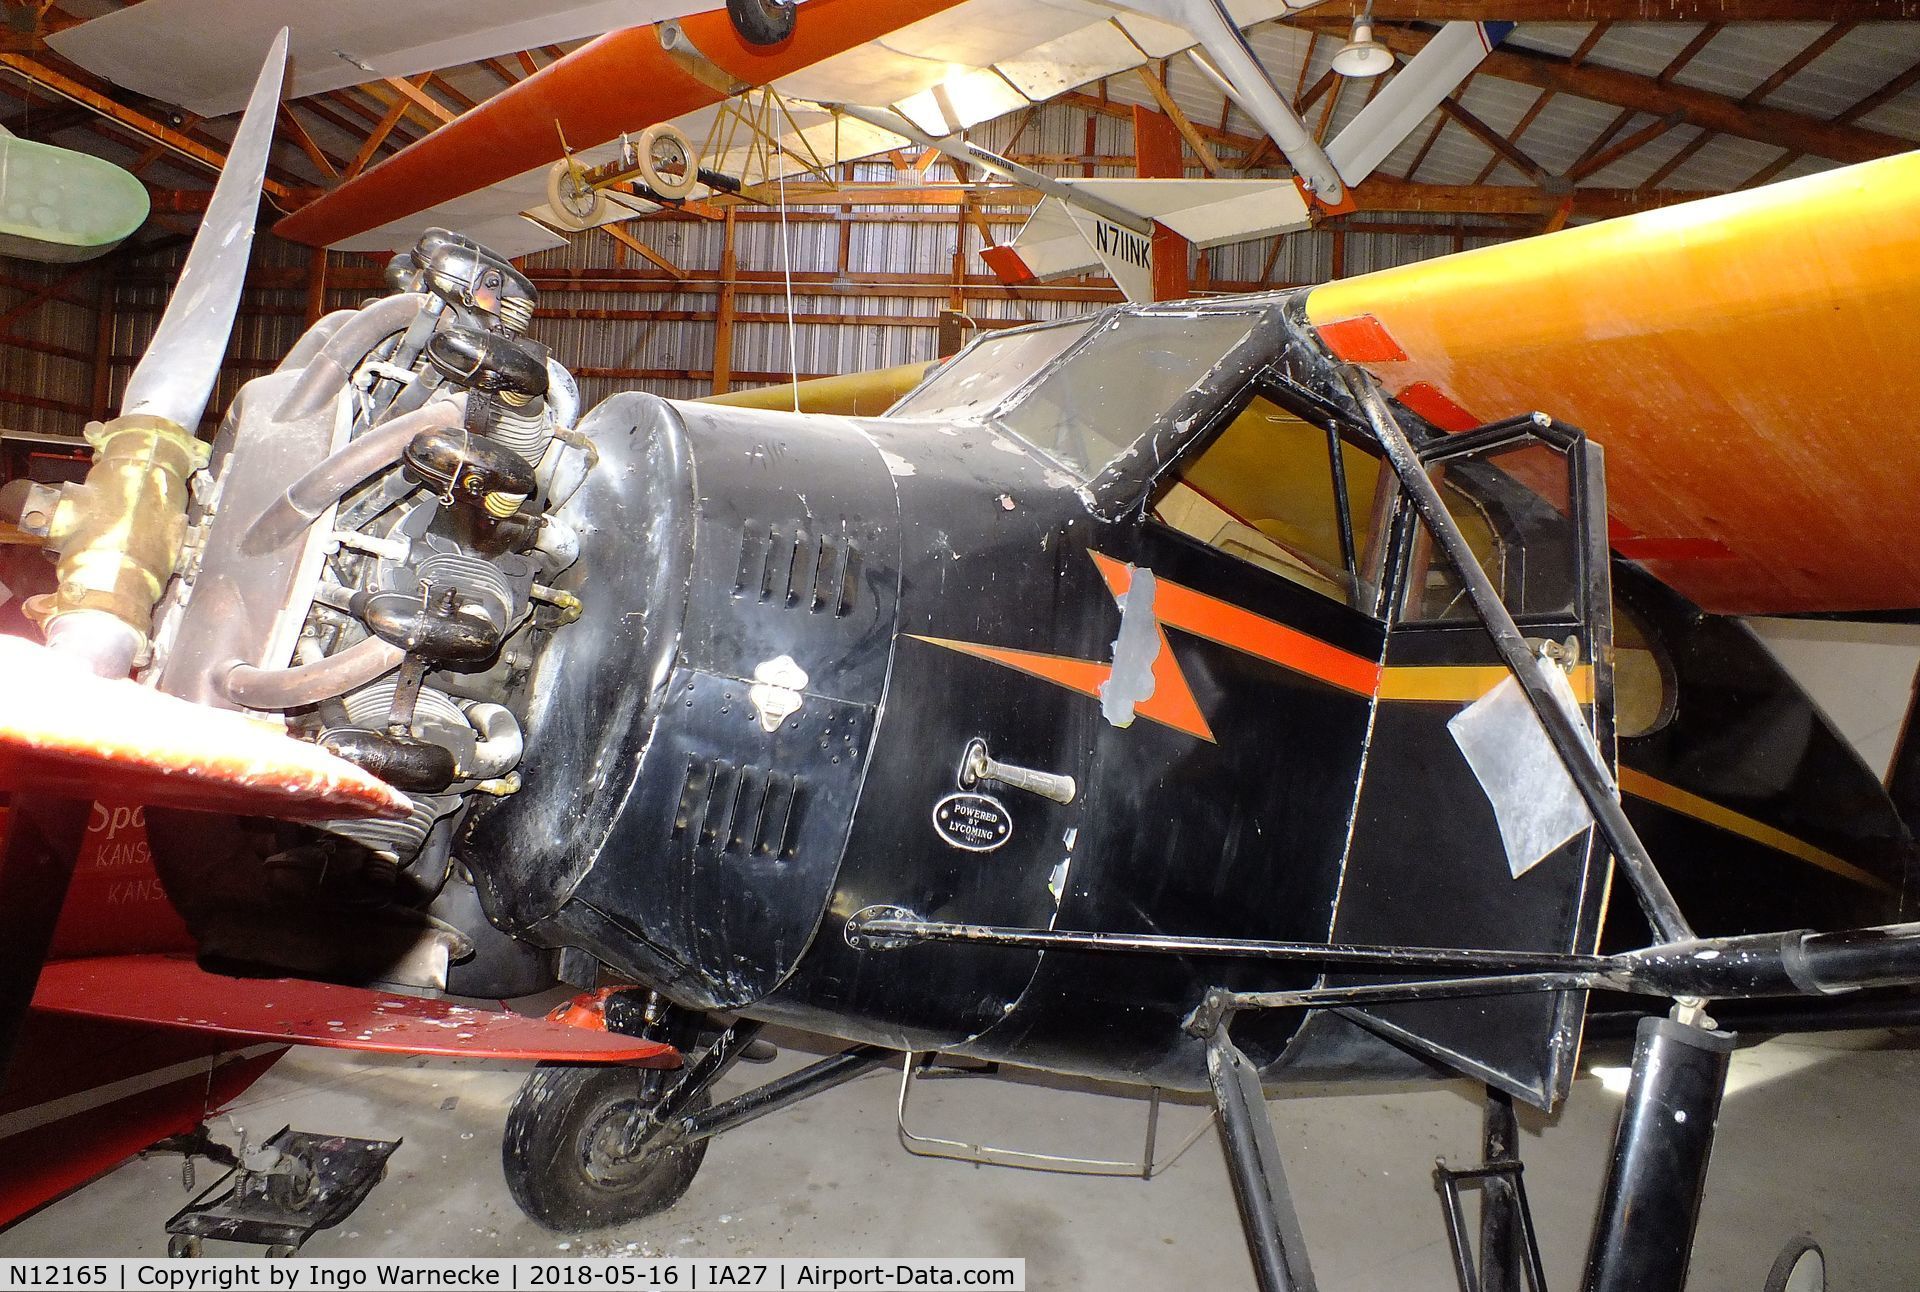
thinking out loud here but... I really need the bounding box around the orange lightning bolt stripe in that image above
[912,553,1595,743]
[906,634,1216,741]
[1089,553,1383,696]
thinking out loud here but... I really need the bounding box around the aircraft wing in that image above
[986,179,1312,280]
[0,636,406,821]
[274,0,1325,252]
[45,0,724,117]
[1304,150,1920,617]
[31,955,681,1064]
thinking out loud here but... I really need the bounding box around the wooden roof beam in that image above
[279,105,341,180]
[1349,178,1711,218]
[1640,21,1853,189]
[1736,47,1920,188]
[1566,109,1685,182]
[1468,21,1609,185]
[1438,95,1550,183]
[1339,21,1910,163]
[1359,1,1918,17]
[1134,64,1222,174]
[0,53,301,200]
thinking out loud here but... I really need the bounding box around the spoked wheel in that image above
[503,1063,710,1232]
[545,161,608,232]
[726,0,796,46]
[1763,1236,1825,1292]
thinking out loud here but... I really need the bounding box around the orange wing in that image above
[1305,151,1920,616]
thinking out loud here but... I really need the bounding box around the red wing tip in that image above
[0,636,408,819]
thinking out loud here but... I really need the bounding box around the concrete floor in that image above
[4,1025,1918,1288]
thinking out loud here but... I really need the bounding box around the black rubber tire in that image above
[726,0,796,46]
[503,1063,710,1232]
[1763,1236,1825,1292]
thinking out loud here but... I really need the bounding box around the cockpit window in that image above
[996,312,1259,479]
[888,318,1094,421]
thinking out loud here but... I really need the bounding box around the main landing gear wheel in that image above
[545,161,607,232]
[726,0,796,46]
[503,1063,710,1232]
[1763,1236,1825,1292]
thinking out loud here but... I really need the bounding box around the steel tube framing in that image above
[681,1044,892,1144]
[831,103,1155,236]
[1343,367,1695,945]
[846,913,1612,974]
[1580,1016,1734,1292]
[622,1019,766,1154]
[1206,1028,1320,1292]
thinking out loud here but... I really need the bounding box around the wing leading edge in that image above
[1306,151,1920,617]
[32,955,681,1064]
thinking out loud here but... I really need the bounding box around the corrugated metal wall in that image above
[1,102,1523,425]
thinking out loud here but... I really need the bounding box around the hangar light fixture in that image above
[1331,11,1394,78]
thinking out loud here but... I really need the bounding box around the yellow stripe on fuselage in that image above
[1617,766,1894,895]
[1377,663,1594,704]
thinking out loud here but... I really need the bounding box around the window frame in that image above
[1134,370,1396,621]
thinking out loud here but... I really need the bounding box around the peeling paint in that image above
[748,655,809,734]
[997,494,1016,511]
[1099,565,1160,728]
[879,450,917,477]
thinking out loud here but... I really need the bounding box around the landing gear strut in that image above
[1199,998,1818,1292]
[503,998,891,1232]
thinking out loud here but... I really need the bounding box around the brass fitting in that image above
[24,414,211,662]
[482,490,526,519]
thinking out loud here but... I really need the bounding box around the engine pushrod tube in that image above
[680,1045,891,1145]
[1344,369,1694,945]
[846,913,1611,975]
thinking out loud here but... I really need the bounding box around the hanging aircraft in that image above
[3,8,1920,1292]
[0,129,149,263]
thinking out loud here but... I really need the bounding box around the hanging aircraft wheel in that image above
[545,160,607,232]
[1762,1237,1825,1292]
[166,1236,202,1258]
[725,0,796,47]
[503,1063,711,1232]
[634,125,698,201]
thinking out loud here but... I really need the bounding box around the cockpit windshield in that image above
[888,318,1093,422]
[997,312,1258,479]
[887,309,1261,480]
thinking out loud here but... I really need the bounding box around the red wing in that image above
[0,636,406,821]
[32,955,680,1065]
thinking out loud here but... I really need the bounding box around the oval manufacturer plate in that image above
[932,792,1013,853]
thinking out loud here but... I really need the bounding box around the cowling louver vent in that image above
[734,523,858,617]
[672,756,801,859]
